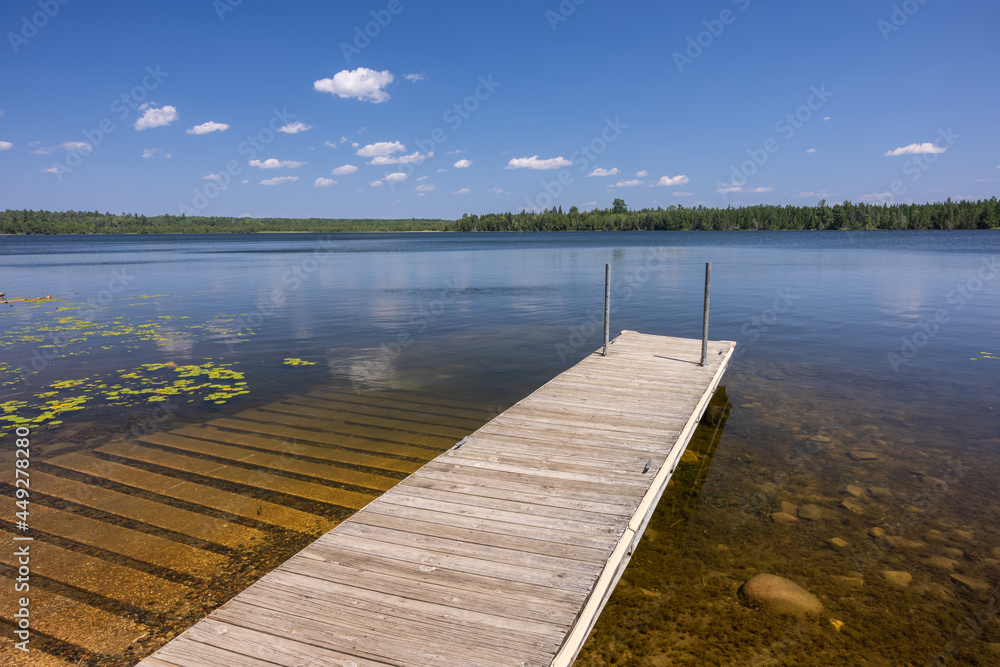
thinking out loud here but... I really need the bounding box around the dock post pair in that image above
[602,261,711,366]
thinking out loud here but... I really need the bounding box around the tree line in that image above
[452,198,1000,232]
[0,210,449,234]
[0,198,997,235]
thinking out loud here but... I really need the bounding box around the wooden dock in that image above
[136,331,735,667]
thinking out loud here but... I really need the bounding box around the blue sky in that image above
[0,0,997,219]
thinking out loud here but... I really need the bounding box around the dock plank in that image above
[137,332,734,667]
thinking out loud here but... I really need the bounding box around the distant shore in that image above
[0,198,996,234]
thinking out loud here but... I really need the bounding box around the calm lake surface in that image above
[1,231,999,665]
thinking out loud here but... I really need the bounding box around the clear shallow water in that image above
[1,231,999,665]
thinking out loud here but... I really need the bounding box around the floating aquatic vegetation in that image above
[0,360,252,430]
[283,358,317,366]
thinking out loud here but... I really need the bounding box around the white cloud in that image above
[452,188,471,195]
[658,174,690,186]
[0,141,13,151]
[203,174,223,181]
[323,141,339,149]
[369,151,431,165]
[278,121,312,134]
[447,149,465,155]
[824,116,831,121]
[415,184,435,192]
[29,146,53,154]
[417,176,429,181]
[636,170,648,177]
[615,179,644,187]
[370,180,384,187]
[588,167,620,177]
[885,142,947,157]
[332,164,359,175]
[674,192,694,197]
[260,176,298,186]
[860,192,894,202]
[61,141,92,153]
[314,177,336,187]
[385,172,408,182]
[314,68,394,103]
[404,73,427,82]
[436,168,449,173]
[142,148,170,159]
[585,201,598,206]
[186,121,229,135]
[806,148,817,153]
[507,155,572,170]
[41,166,61,173]
[793,191,829,199]
[491,187,508,195]
[454,159,473,168]
[974,179,997,183]
[135,105,178,131]
[249,158,306,169]
[356,141,405,158]
[748,186,772,193]
[717,184,743,194]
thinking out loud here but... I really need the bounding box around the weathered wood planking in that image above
[137,331,735,667]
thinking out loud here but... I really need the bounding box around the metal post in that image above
[603,264,611,357]
[701,262,711,366]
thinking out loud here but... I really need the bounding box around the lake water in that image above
[1,231,999,665]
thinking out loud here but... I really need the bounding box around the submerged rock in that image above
[831,574,864,588]
[950,573,991,592]
[884,536,927,550]
[848,450,878,461]
[798,504,824,521]
[839,499,865,515]
[881,570,912,589]
[844,484,865,498]
[771,512,799,525]
[867,486,893,500]
[738,574,824,617]
[780,501,798,515]
[925,556,959,570]
[828,537,850,549]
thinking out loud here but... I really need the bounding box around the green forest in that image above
[0,198,997,234]
[453,198,1000,232]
